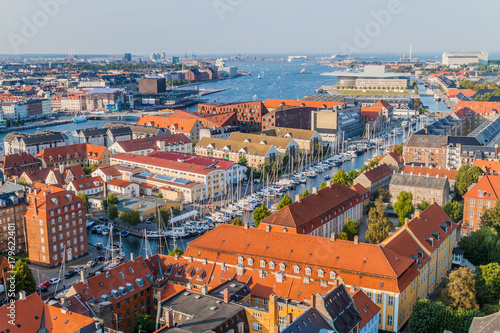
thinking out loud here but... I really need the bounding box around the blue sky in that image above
[0,0,498,56]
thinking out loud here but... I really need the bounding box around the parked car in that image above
[64,271,77,279]
[37,281,50,290]
[49,278,61,285]
[95,256,104,263]
[87,260,96,268]
[99,217,109,222]
[74,266,86,273]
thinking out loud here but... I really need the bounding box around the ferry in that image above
[73,115,87,123]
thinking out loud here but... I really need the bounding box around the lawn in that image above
[432,281,452,306]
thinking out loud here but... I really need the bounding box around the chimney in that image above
[274,325,281,333]
[174,253,179,260]
[350,285,355,293]
[265,224,271,232]
[34,197,38,217]
[103,181,108,197]
[223,288,230,303]
[244,222,249,229]
[330,233,336,241]
[415,210,421,218]
[187,282,192,289]
[295,194,301,203]
[287,313,293,325]
[353,235,359,245]
[327,180,332,188]
[201,285,208,295]
[130,252,134,261]
[310,294,316,308]
[496,144,498,158]
[165,309,174,328]
[60,297,68,307]
[431,198,435,205]
[19,291,26,300]
[188,256,193,263]
[61,307,68,314]
[312,187,318,195]
[80,270,86,283]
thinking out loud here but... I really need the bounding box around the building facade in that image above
[389,173,450,206]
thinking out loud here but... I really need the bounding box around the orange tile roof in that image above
[0,293,97,332]
[161,283,187,301]
[402,165,457,180]
[26,183,82,218]
[136,115,199,134]
[95,165,122,177]
[382,229,430,269]
[473,160,500,175]
[36,143,107,164]
[264,99,343,109]
[456,101,500,117]
[259,182,366,230]
[69,175,104,191]
[373,100,392,108]
[107,178,132,188]
[463,174,500,201]
[184,225,419,293]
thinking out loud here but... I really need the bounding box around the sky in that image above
[0,0,499,56]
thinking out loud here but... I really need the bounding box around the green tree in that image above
[301,189,310,199]
[458,227,500,266]
[443,200,463,222]
[83,167,92,175]
[366,197,394,244]
[342,220,360,241]
[320,181,327,190]
[475,263,500,307]
[7,259,36,295]
[89,163,99,173]
[77,192,90,213]
[455,165,484,196]
[133,314,155,333]
[237,157,247,166]
[375,188,391,202]
[346,170,360,186]
[108,204,118,220]
[121,209,141,226]
[276,194,292,210]
[416,201,430,211]
[168,247,184,257]
[232,217,244,226]
[337,232,349,240]
[102,194,119,212]
[252,203,271,228]
[332,169,349,186]
[393,191,414,226]
[389,144,403,156]
[482,200,500,233]
[447,267,479,310]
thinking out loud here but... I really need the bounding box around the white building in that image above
[442,51,489,66]
[1,102,28,120]
[106,178,139,197]
[4,131,70,156]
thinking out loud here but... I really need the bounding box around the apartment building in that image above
[198,101,269,132]
[228,132,299,157]
[110,153,227,200]
[4,131,70,155]
[25,183,88,267]
[353,163,393,199]
[383,203,459,299]
[195,137,280,169]
[0,151,42,178]
[389,173,450,206]
[136,114,203,141]
[402,165,458,192]
[104,122,166,139]
[182,224,419,332]
[261,106,315,131]
[108,134,192,155]
[379,151,403,172]
[67,175,105,196]
[311,105,363,138]
[0,190,27,253]
[360,100,394,132]
[19,165,86,186]
[36,143,111,168]
[259,127,323,153]
[462,175,500,235]
[85,88,124,111]
[1,101,28,120]
[72,127,133,146]
[258,182,368,237]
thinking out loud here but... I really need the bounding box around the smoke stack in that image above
[201,285,207,295]
[312,187,318,195]
[19,291,26,300]
[265,224,271,232]
[330,233,336,241]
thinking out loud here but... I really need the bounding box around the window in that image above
[366,291,372,299]
[253,322,262,331]
[376,294,383,304]
[253,312,262,319]
[388,295,394,306]
[387,315,393,326]
[470,200,475,207]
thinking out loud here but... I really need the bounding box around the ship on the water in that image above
[287,55,307,62]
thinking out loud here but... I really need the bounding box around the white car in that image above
[74,266,86,273]
[49,278,61,285]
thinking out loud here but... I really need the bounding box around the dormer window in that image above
[247,258,254,266]
[305,267,312,276]
[269,261,276,269]
[330,271,337,279]
[294,265,300,274]
[260,259,266,268]
[318,269,325,278]
[238,256,244,265]
[279,263,286,271]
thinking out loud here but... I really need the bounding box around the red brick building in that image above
[462,175,500,235]
[25,183,88,267]
[198,101,268,132]
[0,191,27,253]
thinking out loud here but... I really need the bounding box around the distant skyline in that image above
[1,0,499,56]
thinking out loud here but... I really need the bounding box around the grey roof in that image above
[317,128,340,135]
[448,136,481,147]
[106,127,133,136]
[405,134,448,148]
[468,117,500,146]
[390,173,448,190]
[157,290,246,333]
[74,128,107,138]
[5,131,68,145]
[104,122,167,135]
[281,308,333,333]
[207,280,251,303]
[469,311,500,333]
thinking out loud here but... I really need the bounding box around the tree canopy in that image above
[481,200,500,233]
[276,194,292,210]
[133,314,155,333]
[455,165,484,196]
[389,144,403,156]
[475,262,500,307]
[416,201,430,211]
[232,217,244,226]
[108,204,118,220]
[121,209,141,226]
[393,191,414,226]
[443,200,464,222]
[447,267,479,310]
[301,189,310,199]
[366,197,393,244]
[375,188,391,202]
[168,247,184,257]
[77,192,91,213]
[253,203,271,228]
[458,227,500,266]
[7,260,37,295]
[342,220,360,241]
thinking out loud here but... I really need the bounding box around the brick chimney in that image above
[130,252,134,261]
[327,180,332,188]
[165,309,174,328]
[223,288,230,303]
[353,235,359,245]
[310,294,316,308]
[244,223,249,229]
[330,233,336,241]
[265,224,271,232]
[295,194,301,203]
[415,210,421,218]
[312,187,318,195]
[274,325,281,333]
[201,285,207,295]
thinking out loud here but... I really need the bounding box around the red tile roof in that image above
[36,143,108,164]
[107,178,132,188]
[373,100,392,108]
[381,151,402,164]
[361,163,393,183]
[95,165,122,177]
[402,165,457,180]
[69,175,104,191]
[148,151,236,171]
[264,99,343,109]
[136,115,199,134]
[27,183,82,218]
[456,101,500,117]
[259,182,366,230]
[0,151,41,169]
[351,289,380,330]
[184,224,419,293]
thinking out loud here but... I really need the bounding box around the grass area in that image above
[432,281,452,306]
[0,252,29,263]
[337,90,409,96]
